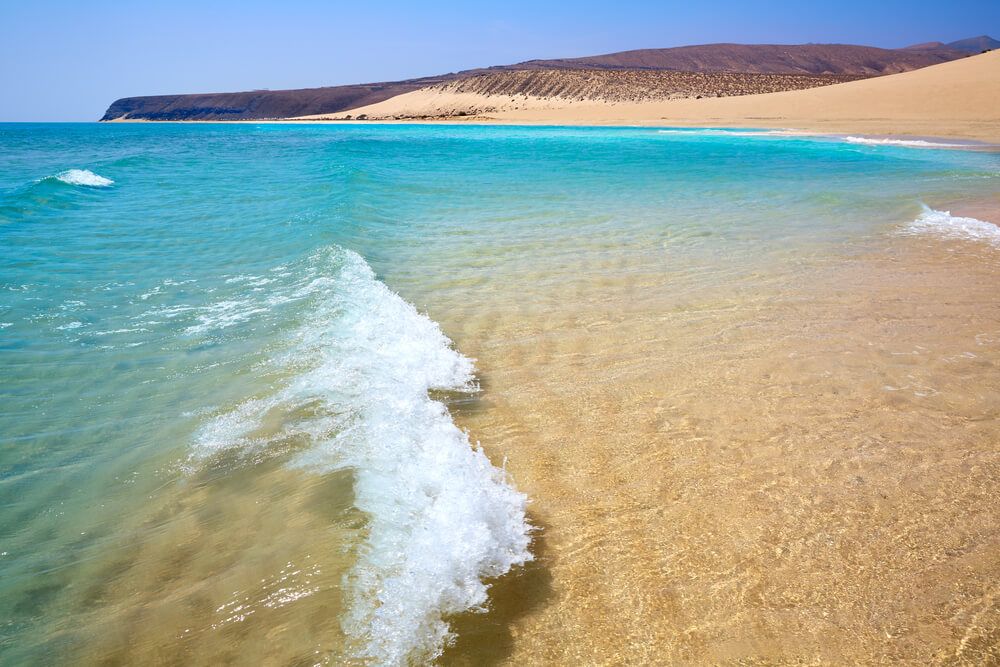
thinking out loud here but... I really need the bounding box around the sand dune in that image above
[300,50,1000,143]
[295,70,862,120]
[429,69,865,101]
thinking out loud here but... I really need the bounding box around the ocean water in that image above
[1,123,999,665]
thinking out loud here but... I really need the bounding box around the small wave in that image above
[55,321,83,331]
[844,136,959,149]
[52,169,114,187]
[183,299,271,335]
[903,207,1000,247]
[191,246,532,665]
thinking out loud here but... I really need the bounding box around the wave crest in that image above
[53,169,114,186]
[191,246,532,665]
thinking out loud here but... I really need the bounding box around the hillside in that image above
[945,35,1000,52]
[101,75,458,122]
[497,43,966,75]
[297,70,865,120]
[100,39,987,121]
[436,70,863,100]
[904,35,1000,52]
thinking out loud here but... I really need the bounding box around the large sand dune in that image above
[300,51,1000,143]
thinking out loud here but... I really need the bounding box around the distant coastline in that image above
[290,50,1000,144]
[99,39,1000,145]
[100,40,990,123]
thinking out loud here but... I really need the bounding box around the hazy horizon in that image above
[1,0,998,121]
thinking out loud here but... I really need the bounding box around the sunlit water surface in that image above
[2,123,1000,665]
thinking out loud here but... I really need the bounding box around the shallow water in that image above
[1,123,999,664]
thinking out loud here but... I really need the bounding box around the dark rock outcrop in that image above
[100,76,457,121]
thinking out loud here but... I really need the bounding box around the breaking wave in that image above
[52,169,114,186]
[190,246,532,665]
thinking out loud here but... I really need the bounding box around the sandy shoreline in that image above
[105,114,1000,151]
[431,205,1000,665]
[412,128,995,663]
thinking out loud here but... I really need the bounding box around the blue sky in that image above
[1,0,997,121]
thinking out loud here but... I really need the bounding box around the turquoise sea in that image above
[2,123,1000,665]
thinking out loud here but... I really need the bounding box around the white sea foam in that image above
[657,128,795,137]
[183,299,271,334]
[843,136,960,149]
[53,169,114,187]
[659,131,975,148]
[192,246,532,665]
[903,207,1000,247]
[93,327,148,336]
[225,274,276,287]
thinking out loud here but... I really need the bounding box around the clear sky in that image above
[1,0,998,121]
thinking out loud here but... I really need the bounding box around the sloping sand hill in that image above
[428,69,865,102]
[294,71,862,120]
[300,50,1000,143]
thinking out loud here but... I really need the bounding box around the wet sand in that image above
[432,211,1000,664]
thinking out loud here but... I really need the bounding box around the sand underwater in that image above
[1,122,1000,665]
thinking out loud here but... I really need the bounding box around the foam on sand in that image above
[190,246,533,665]
[903,206,1000,247]
[843,136,962,148]
[53,169,114,187]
